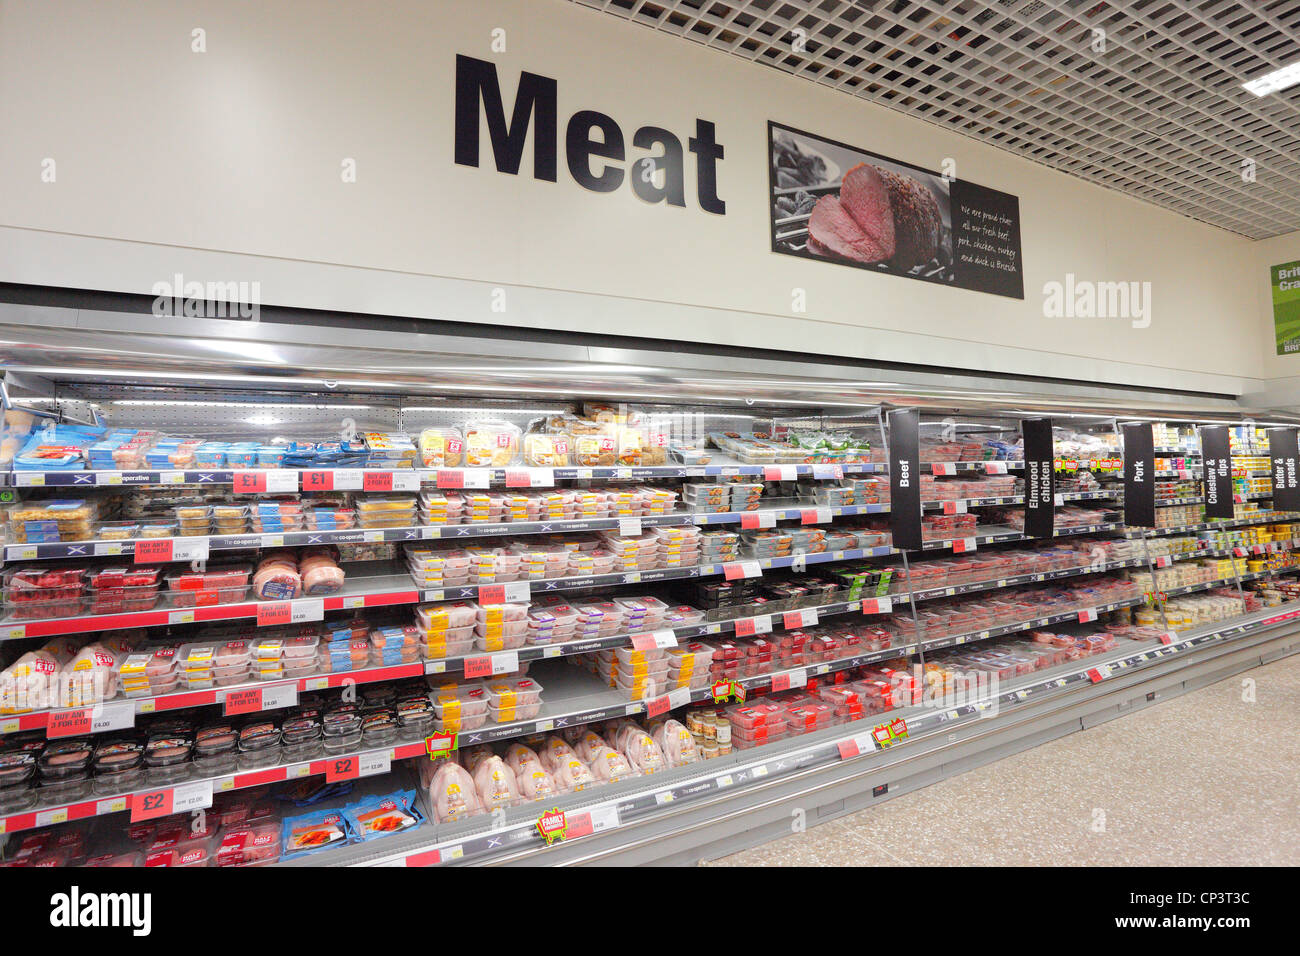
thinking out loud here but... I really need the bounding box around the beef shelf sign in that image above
[888,408,922,551]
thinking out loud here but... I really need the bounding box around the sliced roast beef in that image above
[806,194,892,265]
[839,163,895,259]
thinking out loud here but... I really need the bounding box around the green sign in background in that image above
[1273,259,1300,355]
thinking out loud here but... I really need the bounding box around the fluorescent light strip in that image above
[1243,60,1300,96]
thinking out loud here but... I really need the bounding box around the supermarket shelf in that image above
[19,552,1274,739]
[0,548,903,641]
[915,521,1123,553]
[909,559,1146,602]
[3,460,1040,490]
[0,595,901,735]
[917,596,1145,651]
[0,646,914,836]
[1122,512,1297,538]
[5,460,880,489]
[0,495,1135,563]
[330,597,1300,867]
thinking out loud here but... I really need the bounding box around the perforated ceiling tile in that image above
[568,0,1300,238]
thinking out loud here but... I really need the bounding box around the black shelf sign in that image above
[1268,428,1300,511]
[1200,425,1234,520]
[1022,418,1055,538]
[888,408,922,551]
[1121,422,1156,528]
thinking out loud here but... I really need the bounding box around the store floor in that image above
[700,653,1300,866]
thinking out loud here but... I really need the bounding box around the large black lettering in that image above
[688,119,725,214]
[454,54,557,181]
[630,126,685,206]
[566,110,625,192]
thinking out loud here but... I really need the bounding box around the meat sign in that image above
[455,55,726,214]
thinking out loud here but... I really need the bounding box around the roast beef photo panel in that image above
[769,122,1024,299]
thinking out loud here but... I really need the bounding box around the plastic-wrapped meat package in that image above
[300,549,345,595]
[589,746,636,783]
[1,646,67,713]
[517,765,559,801]
[574,729,609,763]
[621,730,668,774]
[216,823,281,867]
[472,755,519,811]
[503,742,544,779]
[59,643,118,706]
[253,555,302,601]
[551,754,597,792]
[539,735,578,773]
[428,761,481,822]
[652,719,699,767]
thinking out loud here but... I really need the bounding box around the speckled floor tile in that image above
[700,654,1300,866]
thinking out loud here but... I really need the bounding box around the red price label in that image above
[223,687,263,716]
[1159,632,1174,645]
[130,788,174,822]
[740,513,761,530]
[301,470,333,491]
[256,601,292,627]
[771,673,792,692]
[363,472,394,492]
[462,656,492,679]
[232,471,267,494]
[134,539,174,564]
[326,755,360,782]
[763,466,783,481]
[1087,667,1105,683]
[436,470,464,489]
[505,470,530,488]
[1077,608,1098,623]
[46,708,92,738]
[645,695,670,718]
[629,633,659,651]
[478,584,506,603]
[735,617,757,637]
[837,739,861,759]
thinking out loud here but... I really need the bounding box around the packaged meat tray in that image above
[431,685,489,731]
[7,500,100,543]
[485,677,543,722]
[166,563,253,591]
[418,426,464,467]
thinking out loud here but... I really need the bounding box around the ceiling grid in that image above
[568,0,1300,238]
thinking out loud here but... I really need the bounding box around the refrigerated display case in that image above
[1,297,1299,867]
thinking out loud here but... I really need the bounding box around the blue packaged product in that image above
[343,788,422,842]
[280,807,354,859]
